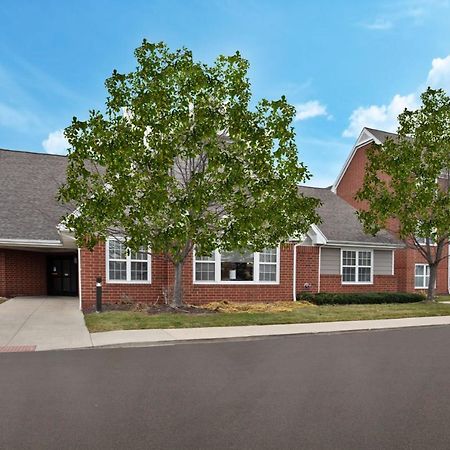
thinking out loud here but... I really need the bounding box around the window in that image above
[415,237,436,246]
[415,264,430,289]
[259,248,278,282]
[107,239,151,283]
[195,252,216,281]
[221,250,254,281]
[194,247,279,283]
[341,249,373,284]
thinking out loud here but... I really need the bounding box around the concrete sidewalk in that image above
[0,297,92,351]
[2,298,450,352]
[90,315,450,348]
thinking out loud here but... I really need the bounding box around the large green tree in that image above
[59,40,320,306]
[357,88,450,301]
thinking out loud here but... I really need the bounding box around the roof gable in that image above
[332,127,400,193]
[299,185,401,247]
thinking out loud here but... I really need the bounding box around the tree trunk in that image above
[172,261,184,307]
[426,263,437,302]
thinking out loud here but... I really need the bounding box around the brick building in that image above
[0,128,446,311]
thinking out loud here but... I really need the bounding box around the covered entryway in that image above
[47,254,78,296]
[0,248,78,298]
[0,296,91,351]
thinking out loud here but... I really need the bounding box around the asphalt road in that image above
[1,326,450,450]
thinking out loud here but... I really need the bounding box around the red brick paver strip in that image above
[0,345,36,353]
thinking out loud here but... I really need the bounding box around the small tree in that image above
[357,88,450,301]
[59,40,320,306]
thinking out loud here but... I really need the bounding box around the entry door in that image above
[48,256,78,296]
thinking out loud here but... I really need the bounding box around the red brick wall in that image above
[79,243,169,311]
[79,241,449,311]
[395,247,448,295]
[182,244,295,304]
[336,141,449,296]
[336,142,399,233]
[336,142,372,210]
[297,246,319,294]
[319,275,398,293]
[81,243,296,310]
[0,250,47,297]
[0,251,6,297]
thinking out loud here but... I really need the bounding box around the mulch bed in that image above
[97,301,216,315]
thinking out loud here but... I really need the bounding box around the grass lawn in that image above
[85,301,450,333]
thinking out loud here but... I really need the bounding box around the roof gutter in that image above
[325,240,405,249]
[0,238,64,248]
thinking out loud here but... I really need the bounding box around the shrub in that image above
[296,292,425,305]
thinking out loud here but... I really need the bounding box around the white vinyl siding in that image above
[373,250,394,275]
[320,248,340,275]
[321,248,393,277]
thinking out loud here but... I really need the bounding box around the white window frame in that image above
[415,236,437,247]
[414,263,430,289]
[193,247,280,285]
[340,248,374,285]
[106,238,151,284]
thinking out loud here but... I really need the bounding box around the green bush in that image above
[297,292,425,305]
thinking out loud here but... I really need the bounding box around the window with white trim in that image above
[341,249,373,284]
[259,248,277,282]
[415,264,430,289]
[194,252,216,281]
[194,248,279,283]
[107,239,151,283]
[221,250,254,281]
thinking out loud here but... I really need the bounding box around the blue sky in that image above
[1,0,450,187]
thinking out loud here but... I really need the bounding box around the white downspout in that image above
[78,247,82,311]
[317,246,322,293]
[448,243,450,294]
[293,243,302,301]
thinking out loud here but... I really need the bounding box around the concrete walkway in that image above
[90,315,450,348]
[2,297,450,352]
[0,297,92,351]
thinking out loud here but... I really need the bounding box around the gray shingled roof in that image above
[365,127,399,143]
[299,186,402,246]
[0,149,69,241]
[0,148,401,246]
[365,127,412,144]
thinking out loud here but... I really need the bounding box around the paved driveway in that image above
[1,326,450,449]
[0,297,92,351]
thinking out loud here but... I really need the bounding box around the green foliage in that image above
[356,88,450,300]
[59,40,320,266]
[356,88,450,244]
[297,292,425,305]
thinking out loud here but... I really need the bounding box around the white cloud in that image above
[343,94,417,138]
[295,100,329,121]
[426,55,450,91]
[362,18,393,30]
[42,129,69,154]
[343,53,450,138]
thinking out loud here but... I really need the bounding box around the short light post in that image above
[96,276,102,313]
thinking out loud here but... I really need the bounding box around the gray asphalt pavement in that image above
[1,326,450,449]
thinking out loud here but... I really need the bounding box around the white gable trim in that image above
[331,128,382,193]
[308,224,327,245]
